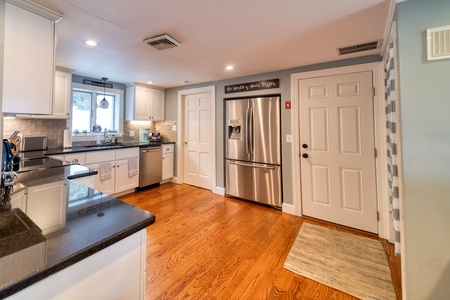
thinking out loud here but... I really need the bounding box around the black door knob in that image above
[302,153,308,158]
[302,144,308,149]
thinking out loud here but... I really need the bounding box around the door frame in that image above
[291,62,391,239]
[176,86,217,193]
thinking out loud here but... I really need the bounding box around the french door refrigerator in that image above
[225,95,282,208]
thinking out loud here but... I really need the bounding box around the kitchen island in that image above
[0,161,155,299]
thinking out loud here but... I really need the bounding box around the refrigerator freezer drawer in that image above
[225,160,282,208]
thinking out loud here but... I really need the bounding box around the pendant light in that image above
[99,77,109,109]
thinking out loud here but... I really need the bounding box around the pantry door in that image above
[299,71,378,233]
[183,92,212,190]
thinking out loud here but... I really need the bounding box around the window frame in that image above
[71,82,124,142]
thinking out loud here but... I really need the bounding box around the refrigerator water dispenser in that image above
[228,120,241,140]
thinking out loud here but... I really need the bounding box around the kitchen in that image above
[1,0,449,299]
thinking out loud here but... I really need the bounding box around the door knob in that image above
[302,144,308,149]
[302,153,308,158]
[183,141,187,144]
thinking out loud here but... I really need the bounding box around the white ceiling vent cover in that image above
[143,34,181,50]
[337,40,381,56]
[427,25,450,60]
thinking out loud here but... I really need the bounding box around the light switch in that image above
[286,134,292,143]
[129,131,135,137]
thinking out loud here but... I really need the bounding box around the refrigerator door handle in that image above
[249,106,254,156]
[245,107,250,155]
[229,160,276,170]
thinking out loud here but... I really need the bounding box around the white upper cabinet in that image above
[3,0,62,114]
[126,84,165,121]
[53,70,72,118]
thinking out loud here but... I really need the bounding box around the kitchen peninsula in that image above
[0,159,155,299]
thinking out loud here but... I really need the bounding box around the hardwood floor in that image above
[120,183,402,300]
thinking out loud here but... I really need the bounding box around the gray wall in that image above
[165,55,381,205]
[398,0,450,298]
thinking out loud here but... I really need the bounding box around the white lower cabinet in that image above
[162,144,174,181]
[10,188,27,212]
[26,180,67,235]
[85,148,139,195]
[6,229,147,300]
[85,161,116,195]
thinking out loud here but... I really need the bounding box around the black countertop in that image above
[44,141,175,156]
[0,161,156,298]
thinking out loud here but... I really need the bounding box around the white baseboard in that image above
[282,202,296,215]
[214,186,225,196]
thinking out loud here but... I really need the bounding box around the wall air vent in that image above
[143,34,181,51]
[337,40,381,56]
[427,25,450,60]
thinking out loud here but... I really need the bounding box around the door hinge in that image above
[377,211,380,221]
[373,87,376,97]
[374,148,377,158]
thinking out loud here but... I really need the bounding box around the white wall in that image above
[398,0,450,298]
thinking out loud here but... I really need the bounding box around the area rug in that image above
[284,223,396,300]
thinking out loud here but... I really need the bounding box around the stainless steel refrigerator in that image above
[225,96,282,208]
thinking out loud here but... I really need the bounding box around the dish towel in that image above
[128,158,138,177]
[99,162,111,181]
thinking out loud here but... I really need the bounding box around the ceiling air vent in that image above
[143,34,181,50]
[337,40,381,56]
[427,25,450,60]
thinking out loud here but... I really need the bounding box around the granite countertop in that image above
[45,141,175,156]
[0,160,156,298]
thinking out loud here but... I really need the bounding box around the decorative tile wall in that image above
[3,119,178,148]
[3,118,67,149]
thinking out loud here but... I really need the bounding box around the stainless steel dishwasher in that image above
[139,146,162,187]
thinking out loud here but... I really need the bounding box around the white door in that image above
[299,71,378,233]
[183,93,212,190]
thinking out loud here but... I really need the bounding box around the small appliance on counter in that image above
[148,131,161,142]
[139,129,149,142]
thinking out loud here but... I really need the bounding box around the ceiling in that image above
[33,0,393,88]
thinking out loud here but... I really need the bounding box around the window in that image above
[71,83,123,135]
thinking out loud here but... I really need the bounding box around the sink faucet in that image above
[0,171,16,211]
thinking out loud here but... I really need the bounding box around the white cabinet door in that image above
[126,84,165,121]
[10,189,27,212]
[115,159,139,193]
[27,181,67,235]
[134,86,152,121]
[53,71,72,118]
[86,162,116,195]
[162,152,174,180]
[3,3,55,114]
[72,176,94,189]
[150,89,165,121]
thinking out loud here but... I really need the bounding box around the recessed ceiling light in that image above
[226,65,234,70]
[147,81,153,84]
[85,40,98,47]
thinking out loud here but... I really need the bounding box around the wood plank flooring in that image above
[119,183,402,300]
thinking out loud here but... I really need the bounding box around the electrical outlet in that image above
[129,131,135,137]
[286,134,292,143]
[172,125,177,131]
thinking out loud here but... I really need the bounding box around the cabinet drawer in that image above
[85,150,115,164]
[162,144,174,154]
[65,153,86,165]
[115,147,139,160]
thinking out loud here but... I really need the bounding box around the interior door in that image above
[183,93,212,190]
[299,71,378,233]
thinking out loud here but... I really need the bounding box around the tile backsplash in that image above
[3,118,177,149]
[4,118,67,149]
